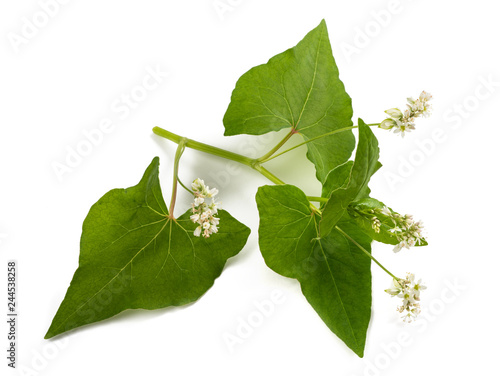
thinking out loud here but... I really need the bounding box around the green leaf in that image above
[256,184,372,357]
[349,198,428,247]
[321,161,353,198]
[348,198,398,245]
[319,119,380,237]
[45,157,250,339]
[223,19,354,183]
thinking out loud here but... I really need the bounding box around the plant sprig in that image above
[46,19,432,357]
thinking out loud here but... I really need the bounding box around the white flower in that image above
[411,276,427,298]
[393,243,404,253]
[191,178,205,191]
[190,178,221,238]
[384,279,403,296]
[385,273,426,322]
[207,188,219,198]
[419,90,432,103]
[379,91,432,137]
[374,207,425,252]
[208,201,220,214]
[380,206,392,217]
[200,211,209,221]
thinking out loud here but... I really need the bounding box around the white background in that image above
[1,1,499,375]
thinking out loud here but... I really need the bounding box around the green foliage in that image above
[47,20,429,359]
[45,158,250,339]
[223,20,354,183]
[320,120,381,237]
[256,184,371,357]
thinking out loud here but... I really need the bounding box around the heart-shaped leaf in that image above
[45,157,250,339]
[223,20,354,183]
[256,184,372,357]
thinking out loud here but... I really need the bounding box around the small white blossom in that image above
[377,206,425,252]
[379,91,432,137]
[385,273,426,322]
[191,178,205,192]
[190,178,221,238]
[207,188,219,198]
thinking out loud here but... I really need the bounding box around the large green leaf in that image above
[256,184,372,357]
[45,157,250,339]
[319,120,380,237]
[223,19,354,183]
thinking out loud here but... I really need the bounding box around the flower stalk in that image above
[168,138,187,218]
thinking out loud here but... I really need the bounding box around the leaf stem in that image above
[259,123,380,163]
[334,225,398,280]
[168,139,187,218]
[177,175,193,195]
[256,129,296,162]
[260,126,358,163]
[307,196,328,203]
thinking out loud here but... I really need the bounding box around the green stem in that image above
[154,126,289,187]
[307,196,328,203]
[177,175,193,194]
[256,129,296,162]
[253,164,285,185]
[169,139,186,218]
[259,123,380,163]
[260,126,358,163]
[154,127,255,168]
[335,225,398,280]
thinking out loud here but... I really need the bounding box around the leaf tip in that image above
[43,328,55,340]
[354,347,365,358]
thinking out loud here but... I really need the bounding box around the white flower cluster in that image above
[379,91,433,137]
[385,273,427,322]
[378,207,425,252]
[189,178,220,238]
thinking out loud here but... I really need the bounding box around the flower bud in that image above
[384,108,403,118]
[379,118,397,130]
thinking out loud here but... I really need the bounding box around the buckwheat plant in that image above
[46,20,432,358]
